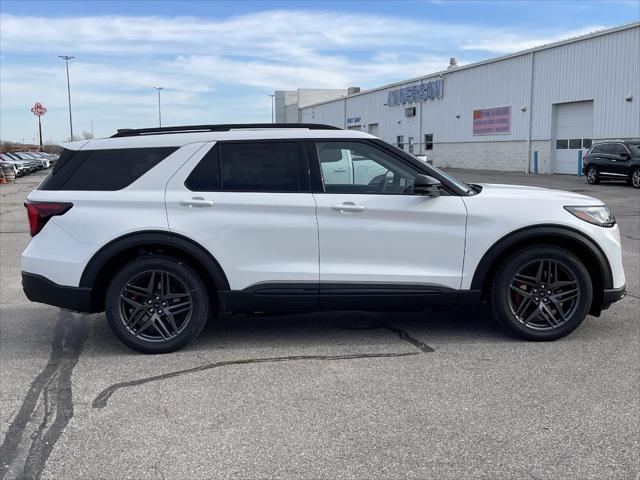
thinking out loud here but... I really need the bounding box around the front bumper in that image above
[601,285,627,311]
[22,272,97,313]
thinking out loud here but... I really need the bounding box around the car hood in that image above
[475,183,603,205]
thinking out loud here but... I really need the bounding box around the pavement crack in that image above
[0,310,89,480]
[92,323,432,409]
[341,323,435,353]
[92,350,420,409]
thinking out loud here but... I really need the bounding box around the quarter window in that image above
[317,141,418,195]
[40,147,177,191]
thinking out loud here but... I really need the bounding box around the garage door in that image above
[552,101,593,174]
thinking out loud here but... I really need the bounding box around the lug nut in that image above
[535,297,539,301]
[547,290,552,295]
[533,289,538,293]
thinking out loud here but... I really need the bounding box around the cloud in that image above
[0,9,620,141]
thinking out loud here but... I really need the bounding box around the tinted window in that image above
[317,141,418,194]
[185,146,221,191]
[613,144,628,155]
[601,143,616,154]
[219,142,307,192]
[590,144,603,154]
[582,138,592,149]
[40,147,177,191]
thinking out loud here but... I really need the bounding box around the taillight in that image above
[24,201,73,237]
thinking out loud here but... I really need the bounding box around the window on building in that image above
[555,139,569,149]
[569,139,582,149]
[424,134,433,151]
[396,136,404,150]
[220,141,308,192]
[40,147,178,191]
[582,139,592,149]
[408,137,414,153]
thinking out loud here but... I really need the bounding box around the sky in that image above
[1,0,638,143]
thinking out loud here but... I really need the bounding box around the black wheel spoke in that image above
[118,269,193,343]
[508,257,581,332]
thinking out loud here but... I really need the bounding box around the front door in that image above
[165,140,319,308]
[311,140,467,308]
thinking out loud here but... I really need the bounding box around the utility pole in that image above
[268,94,275,123]
[154,87,164,127]
[58,56,75,140]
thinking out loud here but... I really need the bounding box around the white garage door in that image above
[552,101,593,174]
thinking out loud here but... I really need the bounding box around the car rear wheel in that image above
[586,166,599,184]
[490,246,592,341]
[105,255,210,353]
[631,167,640,189]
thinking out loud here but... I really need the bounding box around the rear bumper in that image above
[22,272,97,313]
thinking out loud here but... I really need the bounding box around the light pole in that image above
[268,94,275,123]
[154,86,164,127]
[58,55,74,140]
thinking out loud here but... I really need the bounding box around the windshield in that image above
[628,143,640,156]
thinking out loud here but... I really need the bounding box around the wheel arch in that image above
[80,231,230,312]
[471,225,613,315]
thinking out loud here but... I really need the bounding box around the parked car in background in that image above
[21,152,51,168]
[582,140,640,188]
[0,159,22,177]
[1,153,37,174]
[21,123,625,353]
[11,152,46,170]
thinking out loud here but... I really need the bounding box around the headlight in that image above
[564,205,616,227]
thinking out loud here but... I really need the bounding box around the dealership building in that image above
[276,22,639,174]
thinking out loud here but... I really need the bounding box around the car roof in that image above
[62,127,374,151]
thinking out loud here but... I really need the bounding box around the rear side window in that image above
[186,141,308,192]
[40,147,177,191]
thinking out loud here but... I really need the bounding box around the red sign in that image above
[31,102,47,117]
[473,106,511,135]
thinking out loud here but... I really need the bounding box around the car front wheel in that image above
[490,246,593,341]
[631,167,640,189]
[586,166,599,184]
[105,255,210,353]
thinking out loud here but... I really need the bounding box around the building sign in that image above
[346,116,361,124]
[386,78,443,107]
[472,106,511,135]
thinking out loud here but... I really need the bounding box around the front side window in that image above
[613,144,629,156]
[601,143,616,155]
[317,141,418,194]
[220,141,307,192]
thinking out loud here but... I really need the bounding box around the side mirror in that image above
[620,152,630,159]
[413,174,442,196]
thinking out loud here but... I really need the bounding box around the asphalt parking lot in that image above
[1,169,638,479]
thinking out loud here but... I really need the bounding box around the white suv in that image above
[22,124,626,353]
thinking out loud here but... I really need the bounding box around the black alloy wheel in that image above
[106,255,210,353]
[490,246,592,341]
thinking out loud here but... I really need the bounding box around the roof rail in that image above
[111,123,342,138]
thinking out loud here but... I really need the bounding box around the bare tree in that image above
[81,131,94,140]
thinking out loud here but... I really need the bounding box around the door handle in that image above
[331,202,365,213]
[180,197,214,208]
[333,168,347,173]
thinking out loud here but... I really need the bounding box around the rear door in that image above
[310,140,467,309]
[611,143,632,175]
[165,140,319,308]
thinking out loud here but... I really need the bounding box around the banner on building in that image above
[472,106,511,135]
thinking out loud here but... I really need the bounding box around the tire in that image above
[586,166,599,185]
[631,167,640,189]
[105,255,210,353]
[489,246,592,341]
